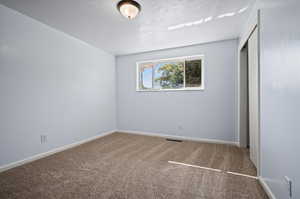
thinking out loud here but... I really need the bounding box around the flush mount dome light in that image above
[117,0,141,19]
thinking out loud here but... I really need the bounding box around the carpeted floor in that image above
[0,132,268,199]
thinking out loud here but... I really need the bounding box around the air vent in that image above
[166,138,183,142]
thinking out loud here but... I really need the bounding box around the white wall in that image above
[259,1,300,198]
[116,40,238,143]
[0,5,116,167]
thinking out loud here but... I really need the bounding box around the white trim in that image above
[238,11,262,176]
[257,10,262,177]
[136,87,204,92]
[136,54,205,92]
[258,177,277,199]
[118,130,239,146]
[183,60,186,88]
[0,130,116,173]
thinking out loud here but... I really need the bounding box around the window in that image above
[137,55,204,91]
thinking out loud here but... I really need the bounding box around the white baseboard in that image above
[118,130,239,146]
[0,130,116,173]
[258,176,277,199]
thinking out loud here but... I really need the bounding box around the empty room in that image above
[0,0,299,198]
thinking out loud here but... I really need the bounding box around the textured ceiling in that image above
[0,0,255,55]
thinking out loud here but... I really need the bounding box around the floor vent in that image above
[166,138,183,142]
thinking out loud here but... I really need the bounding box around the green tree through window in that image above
[155,63,184,89]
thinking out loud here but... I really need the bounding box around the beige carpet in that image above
[0,132,268,199]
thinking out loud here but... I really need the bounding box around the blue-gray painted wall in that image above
[116,39,238,142]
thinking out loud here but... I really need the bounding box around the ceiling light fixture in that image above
[117,0,141,19]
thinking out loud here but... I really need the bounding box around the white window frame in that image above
[136,55,205,92]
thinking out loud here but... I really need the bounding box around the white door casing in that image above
[248,27,259,168]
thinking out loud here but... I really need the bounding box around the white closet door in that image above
[248,27,259,168]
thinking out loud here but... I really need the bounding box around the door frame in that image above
[238,11,261,176]
[248,26,260,170]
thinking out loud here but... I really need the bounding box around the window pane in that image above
[138,56,203,91]
[185,59,202,87]
[154,62,184,89]
[140,63,153,89]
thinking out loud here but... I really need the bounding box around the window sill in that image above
[136,87,204,92]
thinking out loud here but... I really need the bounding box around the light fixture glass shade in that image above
[117,0,141,19]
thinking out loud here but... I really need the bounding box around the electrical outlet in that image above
[284,176,292,198]
[40,135,47,144]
